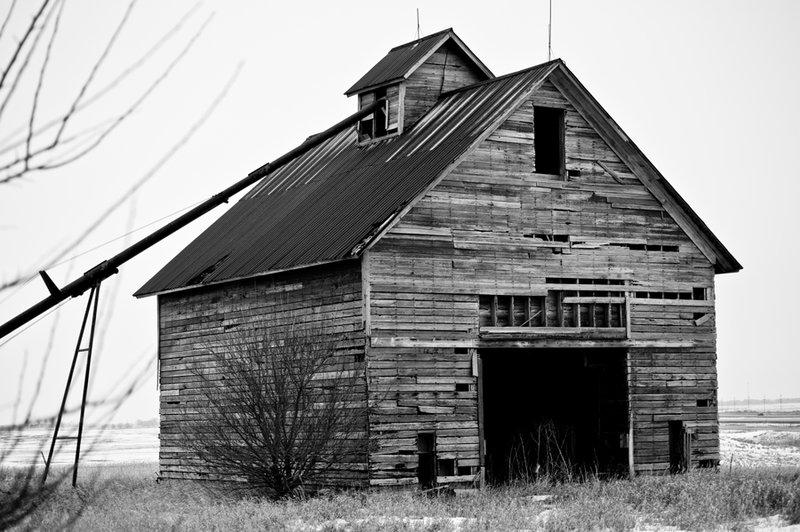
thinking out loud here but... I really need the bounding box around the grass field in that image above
[3,415,800,531]
[3,463,799,531]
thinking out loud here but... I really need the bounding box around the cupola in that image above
[345,29,493,141]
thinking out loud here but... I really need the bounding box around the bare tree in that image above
[0,0,221,296]
[0,0,237,526]
[183,325,368,499]
[0,0,210,185]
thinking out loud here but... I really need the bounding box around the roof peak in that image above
[345,28,492,96]
[388,28,454,52]
[441,58,564,98]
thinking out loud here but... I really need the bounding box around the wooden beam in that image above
[476,351,486,489]
[480,326,627,338]
[694,313,712,326]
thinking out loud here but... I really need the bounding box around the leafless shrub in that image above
[182,325,368,499]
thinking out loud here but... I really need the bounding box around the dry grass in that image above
[2,463,800,531]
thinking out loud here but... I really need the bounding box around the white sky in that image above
[0,0,798,426]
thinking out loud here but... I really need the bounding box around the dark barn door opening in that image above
[481,348,628,483]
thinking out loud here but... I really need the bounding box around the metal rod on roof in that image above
[0,100,385,341]
[548,0,553,61]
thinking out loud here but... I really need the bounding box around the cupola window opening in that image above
[358,86,397,141]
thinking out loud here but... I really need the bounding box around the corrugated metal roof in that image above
[344,29,492,96]
[135,62,557,297]
[345,30,450,96]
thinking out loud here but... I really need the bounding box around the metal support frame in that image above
[0,99,385,341]
[41,283,101,487]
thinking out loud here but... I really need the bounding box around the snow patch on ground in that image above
[288,516,477,531]
[720,430,800,469]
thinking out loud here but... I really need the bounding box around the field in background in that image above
[2,410,800,470]
[0,425,158,466]
[720,409,800,469]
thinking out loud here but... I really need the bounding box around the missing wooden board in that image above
[479,290,625,329]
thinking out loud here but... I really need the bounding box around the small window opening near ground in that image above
[669,421,693,473]
[417,432,436,489]
[437,458,455,477]
[534,106,565,176]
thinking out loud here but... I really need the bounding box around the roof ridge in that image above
[440,58,563,98]
[388,28,453,52]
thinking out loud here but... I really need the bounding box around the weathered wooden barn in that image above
[135,29,741,488]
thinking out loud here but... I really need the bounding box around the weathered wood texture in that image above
[157,75,722,487]
[403,41,487,129]
[366,80,718,478]
[628,347,718,471]
[157,262,368,486]
[366,346,480,486]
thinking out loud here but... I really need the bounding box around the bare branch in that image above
[0,0,56,128]
[0,0,50,92]
[183,323,369,498]
[0,12,214,184]
[0,60,240,298]
[11,350,27,425]
[0,2,202,156]
[0,0,19,42]
[50,0,137,147]
[19,263,75,426]
[24,0,65,173]
[0,351,155,529]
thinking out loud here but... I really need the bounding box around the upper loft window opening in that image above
[534,106,565,176]
[358,86,397,142]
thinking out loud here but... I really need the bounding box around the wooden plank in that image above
[480,327,627,337]
[694,313,712,326]
[476,353,486,488]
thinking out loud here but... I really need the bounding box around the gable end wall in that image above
[365,79,719,481]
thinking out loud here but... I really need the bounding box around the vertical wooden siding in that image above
[158,262,368,486]
[366,79,718,480]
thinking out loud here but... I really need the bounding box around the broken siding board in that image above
[547,68,735,271]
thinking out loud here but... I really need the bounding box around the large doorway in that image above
[481,348,628,483]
